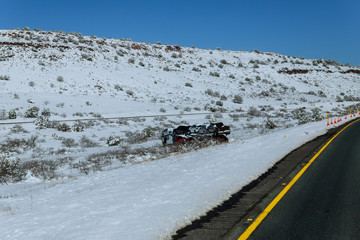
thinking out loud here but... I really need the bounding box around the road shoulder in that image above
[172,122,349,240]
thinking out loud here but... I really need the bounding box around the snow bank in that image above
[0,120,343,240]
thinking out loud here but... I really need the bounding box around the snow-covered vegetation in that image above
[1,28,359,182]
[0,27,359,239]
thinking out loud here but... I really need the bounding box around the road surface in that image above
[241,118,360,239]
[173,119,360,240]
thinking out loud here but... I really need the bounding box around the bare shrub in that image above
[73,112,84,117]
[35,115,50,129]
[81,54,93,61]
[57,123,71,132]
[291,108,312,124]
[220,59,228,64]
[128,58,135,64]
[0,109,6,120]
[107,136,123,146]
[0,136,37,154]
[220,95,228,101]
[116,50,126,56]
[317,90,327,98]
[343,95,360,101]
[215,101,223,106]
[205,89,220,98]
[75,148,128,174]
[311,108,325,121]
[210,72,220,77]
[336,96,343,102]
[47,120,60,129]
[57,76,64,82]
[229,114,241,122]
[7,110,16,120]
[214,113,223,118]
[0,75,10,80]
[24,106,40,118]
[114,84,123,91]
[131,117,146,123]
[247,106,262,117]
[56,103,65,108]
[264,119,277,129]
[72,122,84,132]
[259,91,270,97]
[125,130,152,144]
[233,94,243,104]
[307,91,317,96]
[0,154,22,184]
[300,97,307,102]
[21,160,57,180]
[126,90,134,96]
[79,136,99,148]
[61,138,78,148]
[117,119,129,125]
[9,124,29,134]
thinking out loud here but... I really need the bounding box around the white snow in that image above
[0,28,360,239]
[0,119,356,240]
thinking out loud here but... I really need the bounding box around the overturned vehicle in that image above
[161,122,230,145]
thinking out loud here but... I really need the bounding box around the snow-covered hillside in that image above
[1,28,359,119]
[1,28,359,176]
[0,28,360,239]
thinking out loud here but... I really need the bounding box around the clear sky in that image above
[1,0,359,65]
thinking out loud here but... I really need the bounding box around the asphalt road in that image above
[246,119,360,240]
[173,119,360,240]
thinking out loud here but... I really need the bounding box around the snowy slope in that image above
[0,28,360,239]
[1,120,350,240]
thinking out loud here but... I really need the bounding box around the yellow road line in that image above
[238,118,360,240]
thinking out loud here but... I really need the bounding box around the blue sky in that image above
[1,0,359,65]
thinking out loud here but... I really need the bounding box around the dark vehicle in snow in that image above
[161,122,230,145]
[173,125,191,135]
[207,122,231,135]
[197,124,209,134]
[162,133,193,145]
[161,128,173,137]
[189,125,201,133]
